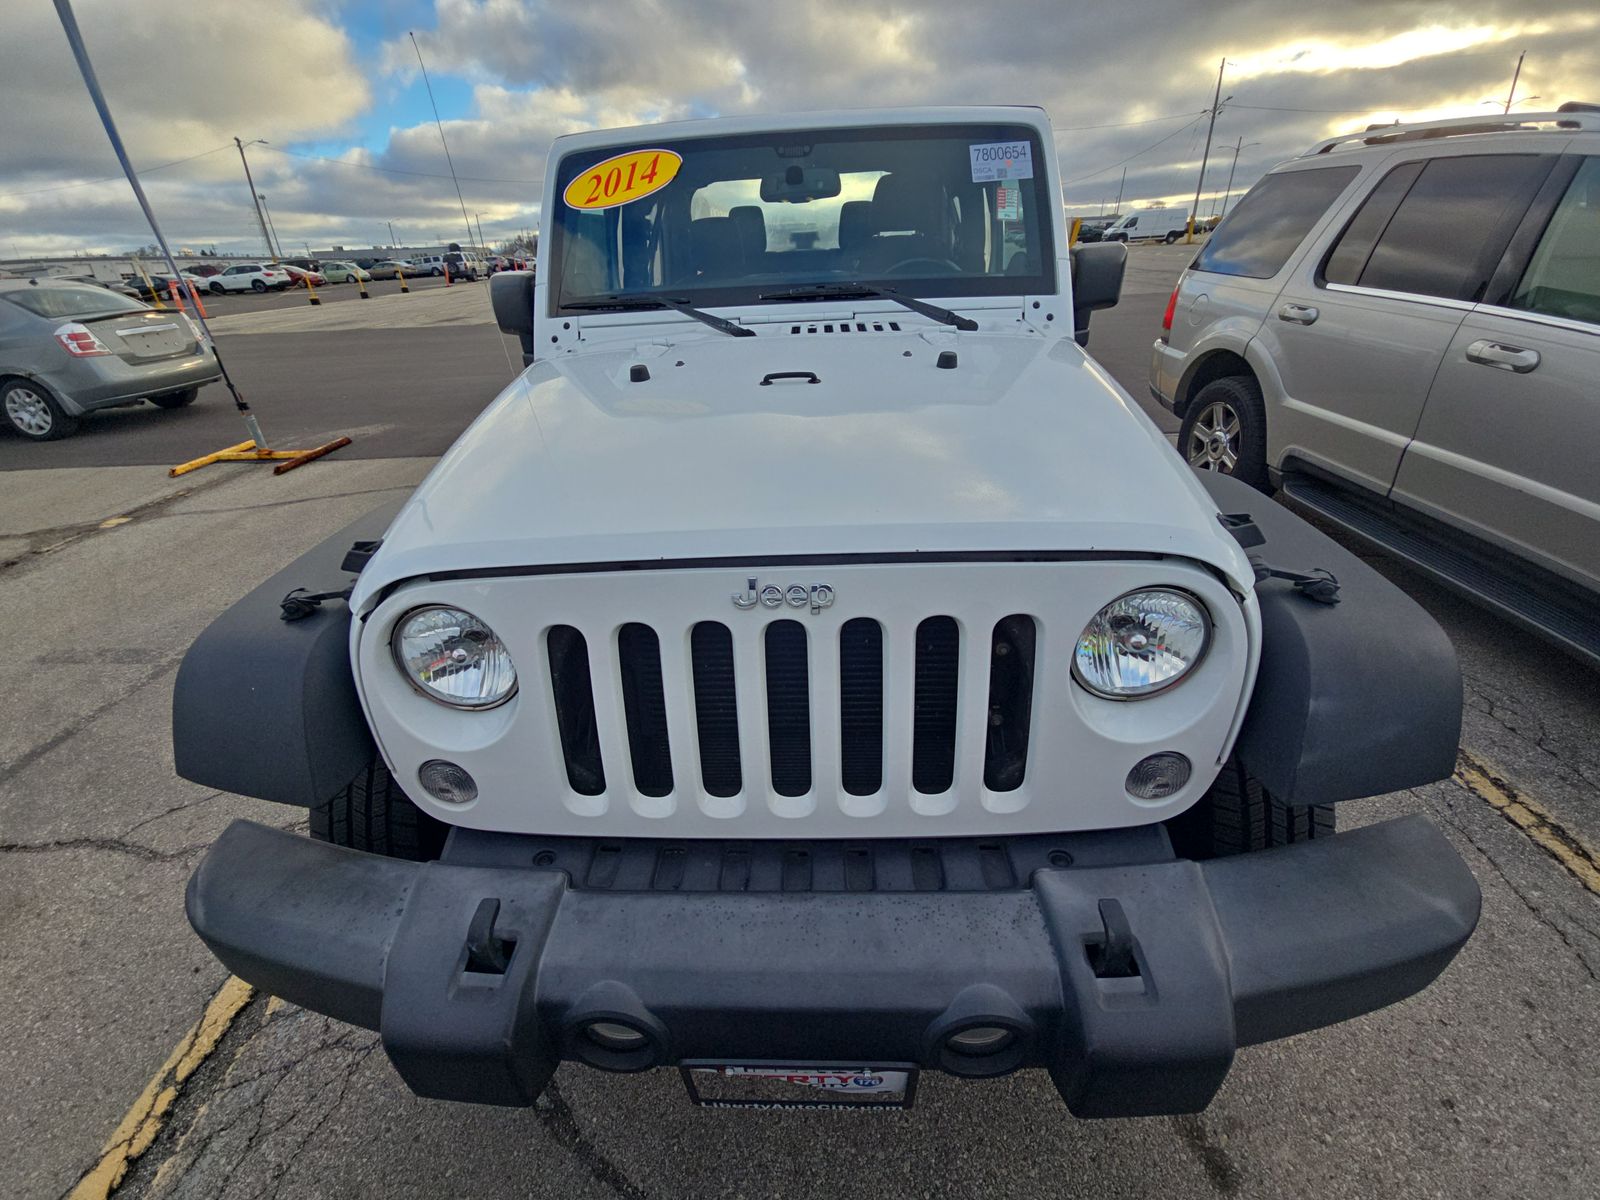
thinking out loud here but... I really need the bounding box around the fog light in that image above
[585,1021,649,1052]
[946,1026,1015,1056]
[418,759,477,804]
[1126,752,1191,800]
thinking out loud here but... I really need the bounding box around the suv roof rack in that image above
[1302,107,1600,156]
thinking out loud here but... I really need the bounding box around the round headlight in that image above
[392,606,517,709]
[1072,589,1210,699]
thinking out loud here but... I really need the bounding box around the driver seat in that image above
[859,173,953,274]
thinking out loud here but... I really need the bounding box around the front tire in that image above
[209,282,225,295]
[148,387,198,409]
[2,379,79,440]
[1177,374,1270,490]
[1166,755,1335,860]
[310,759,448,861]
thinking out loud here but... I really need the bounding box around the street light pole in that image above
[474,212,486,253]
[1188,57,1227,244]
[1217,137,1258,223]
[1114,167,1126,215]
[256,193,282,260]
[1503,51,1526,114]
[387,220,397,247]
[233,137,275,261]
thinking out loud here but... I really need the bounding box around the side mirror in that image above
[490,270,538,366]
[1070,242,1127,347]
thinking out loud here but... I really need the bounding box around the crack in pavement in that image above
[536,1080,653,1200]
[1170,1113,1244,1195]
[0,836,209,864]
[150,483,416,520]
[1428,786,1600,985]
[0,658,181,785]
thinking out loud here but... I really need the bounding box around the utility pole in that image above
[1217,137,1258,223]
[256,193,282,260]
[474,212,486,252]
[1114,167,1126,215]
[1188,57,1228,244]
[387,220,397,247]
[233,137,275,261]
[1503,51,1526,113]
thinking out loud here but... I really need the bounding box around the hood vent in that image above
[789,321,901,335]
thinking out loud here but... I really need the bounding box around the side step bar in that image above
[1280,472,1600,668]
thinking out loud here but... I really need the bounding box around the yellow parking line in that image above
[68,977,254,1200]
[1456,751,1600,897]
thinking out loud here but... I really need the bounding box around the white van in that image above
[1103,206,1193,243]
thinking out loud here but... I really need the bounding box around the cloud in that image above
[4,0,1598,255]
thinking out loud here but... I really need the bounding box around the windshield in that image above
[3,285,147,319]
[550,122,1054,315]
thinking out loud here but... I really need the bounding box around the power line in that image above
[1062,114,1208,184]
[258,143,537,185]
[0,144,232,200]
[1055,110,1208,132]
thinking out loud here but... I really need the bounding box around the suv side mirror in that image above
[490,271,538,366]
[1070,242,1127,347]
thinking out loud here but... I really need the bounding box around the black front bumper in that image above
[187,816,1478,1117]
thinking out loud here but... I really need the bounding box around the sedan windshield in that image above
[550,122,1054,316]
[3,284,147,319]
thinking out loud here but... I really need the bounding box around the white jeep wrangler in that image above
[177,107,1477,1116]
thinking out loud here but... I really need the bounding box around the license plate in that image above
[681,1063,917,1110]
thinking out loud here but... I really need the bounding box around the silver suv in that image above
[1151,104,1600,662]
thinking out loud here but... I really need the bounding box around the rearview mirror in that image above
[760,165,841,203]
[1070,242,1127,347]
[490,270,538,365]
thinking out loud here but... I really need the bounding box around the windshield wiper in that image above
[756,283,978,332]
[562,293,755,338]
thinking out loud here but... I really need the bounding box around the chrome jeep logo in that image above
[732,578,835,614]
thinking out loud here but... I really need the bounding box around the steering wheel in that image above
[883,256,962,277]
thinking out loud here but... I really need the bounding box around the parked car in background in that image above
[1151,104,1600,663]
[369,260,412,279]
[1103,206,1193,243]
[276,264,328,288]
[410,254,447,276]
[0,279,221,440]
[54,273,141,299]
[442,251,481,280]
[321,261,371,284]
[186,264,223,278]
[208,264,293,293]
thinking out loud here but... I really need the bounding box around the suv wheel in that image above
[1166,755,1335,859]
[2,379,79,440]
[251,279,267,292]
[1178,375,1269,490]
[209,281,225,295]
[310,759,449,862]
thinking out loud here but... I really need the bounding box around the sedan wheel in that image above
[2,380,79,440]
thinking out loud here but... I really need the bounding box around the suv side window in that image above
[1327,154,1553,302]
[1508,156,1600,325]
[1194,165,1358,279]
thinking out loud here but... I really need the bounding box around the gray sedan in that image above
[0,279,222,440]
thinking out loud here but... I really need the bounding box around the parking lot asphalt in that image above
[2,243,1597,1200]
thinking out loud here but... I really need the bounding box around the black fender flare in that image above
[1196,471,1462,805]
[171,500,404,806]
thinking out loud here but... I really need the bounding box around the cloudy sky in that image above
[2,0,1595,258]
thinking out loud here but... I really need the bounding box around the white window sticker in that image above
[970,141,1034,183]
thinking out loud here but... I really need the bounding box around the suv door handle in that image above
[1277,303,1319,325]
[1466,339,1540,373]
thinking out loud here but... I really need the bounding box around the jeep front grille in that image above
[546,614,1037,810]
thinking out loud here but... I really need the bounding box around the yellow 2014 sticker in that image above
[563,148,682,210]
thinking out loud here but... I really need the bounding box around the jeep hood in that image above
[353,330,1251,607]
